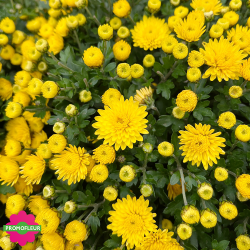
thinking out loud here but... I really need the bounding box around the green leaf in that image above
[156,80,175,99]
[61,211,70,223]
[172,64,186,78]
[162,56,175,70]
[154,62,164,73]
[65,125,80,142]
[87,215,100,235]
[119,186,135,198]
[104,235,122,248]
[212,240,230,250]
[104,62,116,72]
[0,183,16,195]
[193,101,215,121]
[170,171,180,185]
[163,195,183,215]
[157,115,172,127]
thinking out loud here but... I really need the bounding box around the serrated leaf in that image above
[156,80,175,99]
[87,215,100,235]
[170,171,180,185]
[0,183,16,195]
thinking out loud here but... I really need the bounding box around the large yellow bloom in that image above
[64,220,87,244]
[235,174,250,199]
[28,195,50,216]
[93,96,148,150]
[178,124,226,170]
[0,78,13,101]
[41,233,65,250]
[51,145,90,184]
[107,195,157,249]
[0,156,19,186]
[200,36,246,82]
[190,0,222,15]
[131,16,171,51]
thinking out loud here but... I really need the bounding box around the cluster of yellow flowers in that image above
[1,0,250,249]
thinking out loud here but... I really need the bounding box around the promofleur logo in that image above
[3,210,41,246]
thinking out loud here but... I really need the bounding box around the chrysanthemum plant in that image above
[1,0,250,249]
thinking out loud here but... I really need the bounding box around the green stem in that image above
[103,40,107,55]
[54,96,74,102]
[25,107,53,111]
[24,148,36,151]
[128,15,136,25]
[83,78,90,89]
[173,154,188,206]
[151,105,160,116]
[194,83,198,93]
[48,51,59,62]
[201,199,207,209]
[244,9,249,19]
[77,209,91,221]
[55,190,67,193]
[85,6,101,25]
[206,22,210,33]
[84,200,105,223]
[58,62,75,73]
[142,153,148,184]
[108,0,112,18]
[73,29,83,54]
[142,76,148,83]
[228,140,239,153]
[60,87,74,91]
[160,61,178,83]
[228,170,237,178]
[241,80,248,88]
[47,72,61,80]
[90,233,102,250]
[243,217,249,233]
[183,169,201,184]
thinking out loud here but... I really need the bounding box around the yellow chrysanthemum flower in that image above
[177,223,192,240]
[174,6,189,18]
[93,96,148,150]
[107,195,157,248]
[20,153,46,185]
[200,209,217,228]
[41,81,59,99]
[0,17,15,33]
[140,229,174,250]
[241,58,250,81]
[65,241,84,250]
[13,91,31,108]
[0,236,14,250]
[131,64,144,78]
[172,107,185,119]
[14,71,31,88]
[28,195,50,216]
[12,30,26,45]
[0,193,13,204]
[64,220,87,244]
[102,88,122,106]
[181,205,200,224]
[191,0,222,15]
[148,0,161,14]
[217,111,236,129]
[188,51,204,68]
[103,186,118,201]
[165,238,184,250]
[52,145,90,184]
[173,43,188,59]
[66,16,79,29]
[0,44,15,60]
[236,235,250,250]
[235,124,250,142]
[131,16,171,51]
[217,18,230,30]
[90,164,109,183]
[201,36,246,82]
[117,63,131,78]
[168,16,182,31]
[21,241,37,250]
[235,174,250,199]
[219,201,238,220]
[36,208,60,234]
[209,24,224,39]
[6,194,26,215]
[37,143,52,159]
[98,24,113,40]
[158,142,174,157]
[113,0,131,18]
[143,54,155,68]
[41,233,65,250]
[93,144,116,165]
[110,17,122,30]
[48,33,64,55]
[76,13,86,26]
[214,167,228,181]
[162,219,173,231]
[55,18,70,37]
[0,34,9,46]
[179,124,226,170]
[167,183,182,200]
[0,78,13,101]
[197,183,213,200]
[14,177,33,196]
[0,156,19,186]
[5,139,22,157]
[119,165,135,182]
[229,86,243,98]
[223,11,239,27]
[230,0,242,10]
[48,134,67,153]
[83,46,104,68]
[117,26,130,39]
[5,102,22,119]
[187,67,201,82]
[176,90,197,112]
[113,40,131,61]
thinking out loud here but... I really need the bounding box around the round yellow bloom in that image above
[64,220,87,244]
[39,24,54,39]
[134,86,153,105]
[187,67,201,82]
[117,26,130,39]
[21,242,37,250]
[200,209,217,228]
[219,201,238,220]
[197,183,213,200]
[188,51,204,68]
[110,17,122,30]
[140,184,153,197]
[55,18,69,37]
[241,58,250,81]
[158,142,174,157]
[168,16,182,31]
[37,143,52,159]
[107,195,157,248]
[217,18,230,30]
[52,145,90,184]
[28,195,49,216]
[83,46,104,68]
[102,88,122,106]
[14,71,31,88]
[162,219,173,230]
[76,13,86,26]
[27,47,42,61]
[48,33,64,55]
[65,241,84,250]
[0,156,19,186]
[229,86,243,98]
[148,0,161,13]
[0,78,13,101]
[41,233,65,250]
[179,124,226,170]
[237,191,249,202]
[41,81,59,98]
[209,24,224,38]
[173,43,188,59]
[64,200,77,214]
[131,64,144,78]
[214,167,228,181]
[177,223,192,240]
[176,90,197,112]
[53,122,65,134]
[230,0,242,10]
[201,37,246,82]
[5,139,21,157]
[48,134,67,153]
[90,164,109,183]
[0,17,15,33]
[93,96,148,150]
[235,124,250,142]
[6,194,26,215]
[119,165,135,182]
[65,104,78,116]
[172,106,185,119]
[165,239,184,250]
[181,205,200,224]
[0,44,15,60]
[28,78,43,96]
[131,15,171,51]
[98,24,113,40]
[113,0,131,18]
[140,229,174,249]
[191,0,222,15]
[14,177,33,196]
[116,63,131,78]
[36,208,60,234]
[236,235,250,250]
[12,30,26,45]
[0,34,9,46]
[13,91,30,108]
[235,174,250,199]
[104,186,118,201]
[79,90,92,103]
[223,11,239,26]
[143,54,155,68]
[93,144,115,165]
[218,111,236,129]
[48,8,61,18]
[113,40,131,61]
[0,236,14,250]
[174,6,189,18]
[161,35,178,54]
[26,19,41,32]
[5,101,22,118]
[49,0,61,9]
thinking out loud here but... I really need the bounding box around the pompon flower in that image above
[93,144,116,165]
[190,0,222,15]
[28,195,50,216]
[83,46,104,68]
[90,164,109,183]
[0,156,19,186]
[107,195,157,248]
[6,194,26,216]
[102,88,122,106]
[20,153,46,185]
[113,0,131,18]
[236,235,250,250]
[14,177,33,196]
[47,33,64,55]
[64,220,87,244]
[41,233,65,250]
[235,174,250,199]
[93,96,149,151]
[188,50,204,68]
[219,201,238,220]
[176,90,197,112]
[0,78,13,101]
[51,145,90,184]
[140,229,174,250]
[217,111,236,129]
[178,124,226,170]
[200,36,247,82]
[131,16,171,51]
[113,40,131,61]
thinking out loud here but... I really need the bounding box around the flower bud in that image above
[236,191,249,202]
[53,122,66,134]
[229,0,242,11]
[140,184,153,197]
[66,16,79,29]
[143,54,155,68]
[38,61,48,73]
[15,3,22,9]
[181,205,200,224]
[117,155,126,163]
[35,39,49,53]
[170,0,180,6]
[177,223,192,240]
[197,183,213,200]
[221,6,230,14]
[79,90,92,103]
[21,60,36,72]
[162,219,173,230]
[103,186,118,201]
[158,141,174,157]
[214,167,228,181]
[200,208,217,228]
[28,47,42,61]
[148,0,161,13]
[75,0,88,9]
[43,185,55,199]
[65,104,78,116]
[64,200,77,213]
[119,165,136,182]
[204,11,214,21]
[172,106,185,119]
[142,143,153,153]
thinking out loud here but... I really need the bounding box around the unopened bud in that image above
[204,11,214,21]
[65,104,78,116]
[142,143,153,153]
[64,200,77,213]
[79,90,92,103]
[38,61,48,73]
[140,184,153,197]
[43,185,55,199]
[35,38,49,53]
[53,122,65,134]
